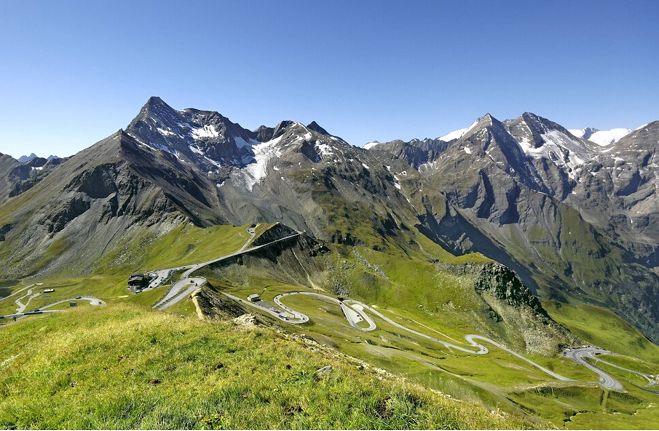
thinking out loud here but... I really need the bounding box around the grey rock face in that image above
[1,97,658,345]
[372,113,659,343]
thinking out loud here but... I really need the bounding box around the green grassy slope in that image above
[0,223,270,316]
[96,223,264,275]
[0,304,537,430]
[545,301,659,364]
[3,221,659,429]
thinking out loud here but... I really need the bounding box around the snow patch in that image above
[439,120,479,142]
[364,141,381,150]
[173,151,186,163]
[569,127,632,146]
[234,135,258,149]
[157,128,176,136]
[392,174,402,190]
[464,146,472,154]
[588,128,632,146]
[568,128,587,138]
[440,127,468,142]
[316,142,334,157]
[362,163,370,170]
[150,142,173,154]
[462,121,480,137]
[191,125,219,140]
[240,136,283,191]
[518,130,591,178]
[189,145,204,155]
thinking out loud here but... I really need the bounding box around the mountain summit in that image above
[0,98,658,348]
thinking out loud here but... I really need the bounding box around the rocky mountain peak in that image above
[504,113,594,172]
[506,112,572,145]
[123,97,263,170]
[18,153,39,163]
[457,114,497,141]
[271,121,296,140]
[477,113,496,127]
[307,121,330,135]
[137,96,181,124]
[571,127,599,140]
[253,125,275,142]
[144,95,170,109]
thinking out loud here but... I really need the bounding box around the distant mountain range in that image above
[1,96,658,344]
[17,153,60,163]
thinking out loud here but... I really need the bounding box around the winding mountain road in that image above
[0,296,105,320]
[592,356,657,382]
[226,290,657,391]
[152,227,300,310]
[15,288,40,314]
[221,289,573,382]
[562,347,624,390]
[144,226,656,392]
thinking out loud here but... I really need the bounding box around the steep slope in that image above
[2,98,658,345]
[0,154,62,205]
[0,129,225,278]
[371,113,659,343]
[565,121,659,266]
[0,153,20,204]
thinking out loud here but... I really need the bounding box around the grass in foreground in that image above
[0,304,537,430]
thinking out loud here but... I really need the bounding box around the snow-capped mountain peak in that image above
[568,127,632,147]
[439,127,468,142]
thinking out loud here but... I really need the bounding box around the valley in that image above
[3,221,658,428]
[1,98,659,429]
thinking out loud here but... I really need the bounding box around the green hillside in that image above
[0,304,536,430]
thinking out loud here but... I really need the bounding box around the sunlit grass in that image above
[0,304,536,430]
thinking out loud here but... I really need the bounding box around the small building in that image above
[247,294,261,303]
[69,301,77,307]
[44,289,55,293]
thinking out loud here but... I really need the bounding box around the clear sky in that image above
[1,0,658,158]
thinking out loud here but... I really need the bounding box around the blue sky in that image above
[1,0,658,158]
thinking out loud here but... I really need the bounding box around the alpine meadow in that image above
[1,1,659,430]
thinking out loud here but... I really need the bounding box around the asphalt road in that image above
[0,296,106,320]
[233,290,574,382]
[143,227,657,392]
[15,288,39,313]
[562,347,624,390]
[146,269,173,290]
[152,227,300,310]
[0,283,42,302]
[591,355,656,381]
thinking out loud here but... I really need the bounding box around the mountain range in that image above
[1,96,658,345]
